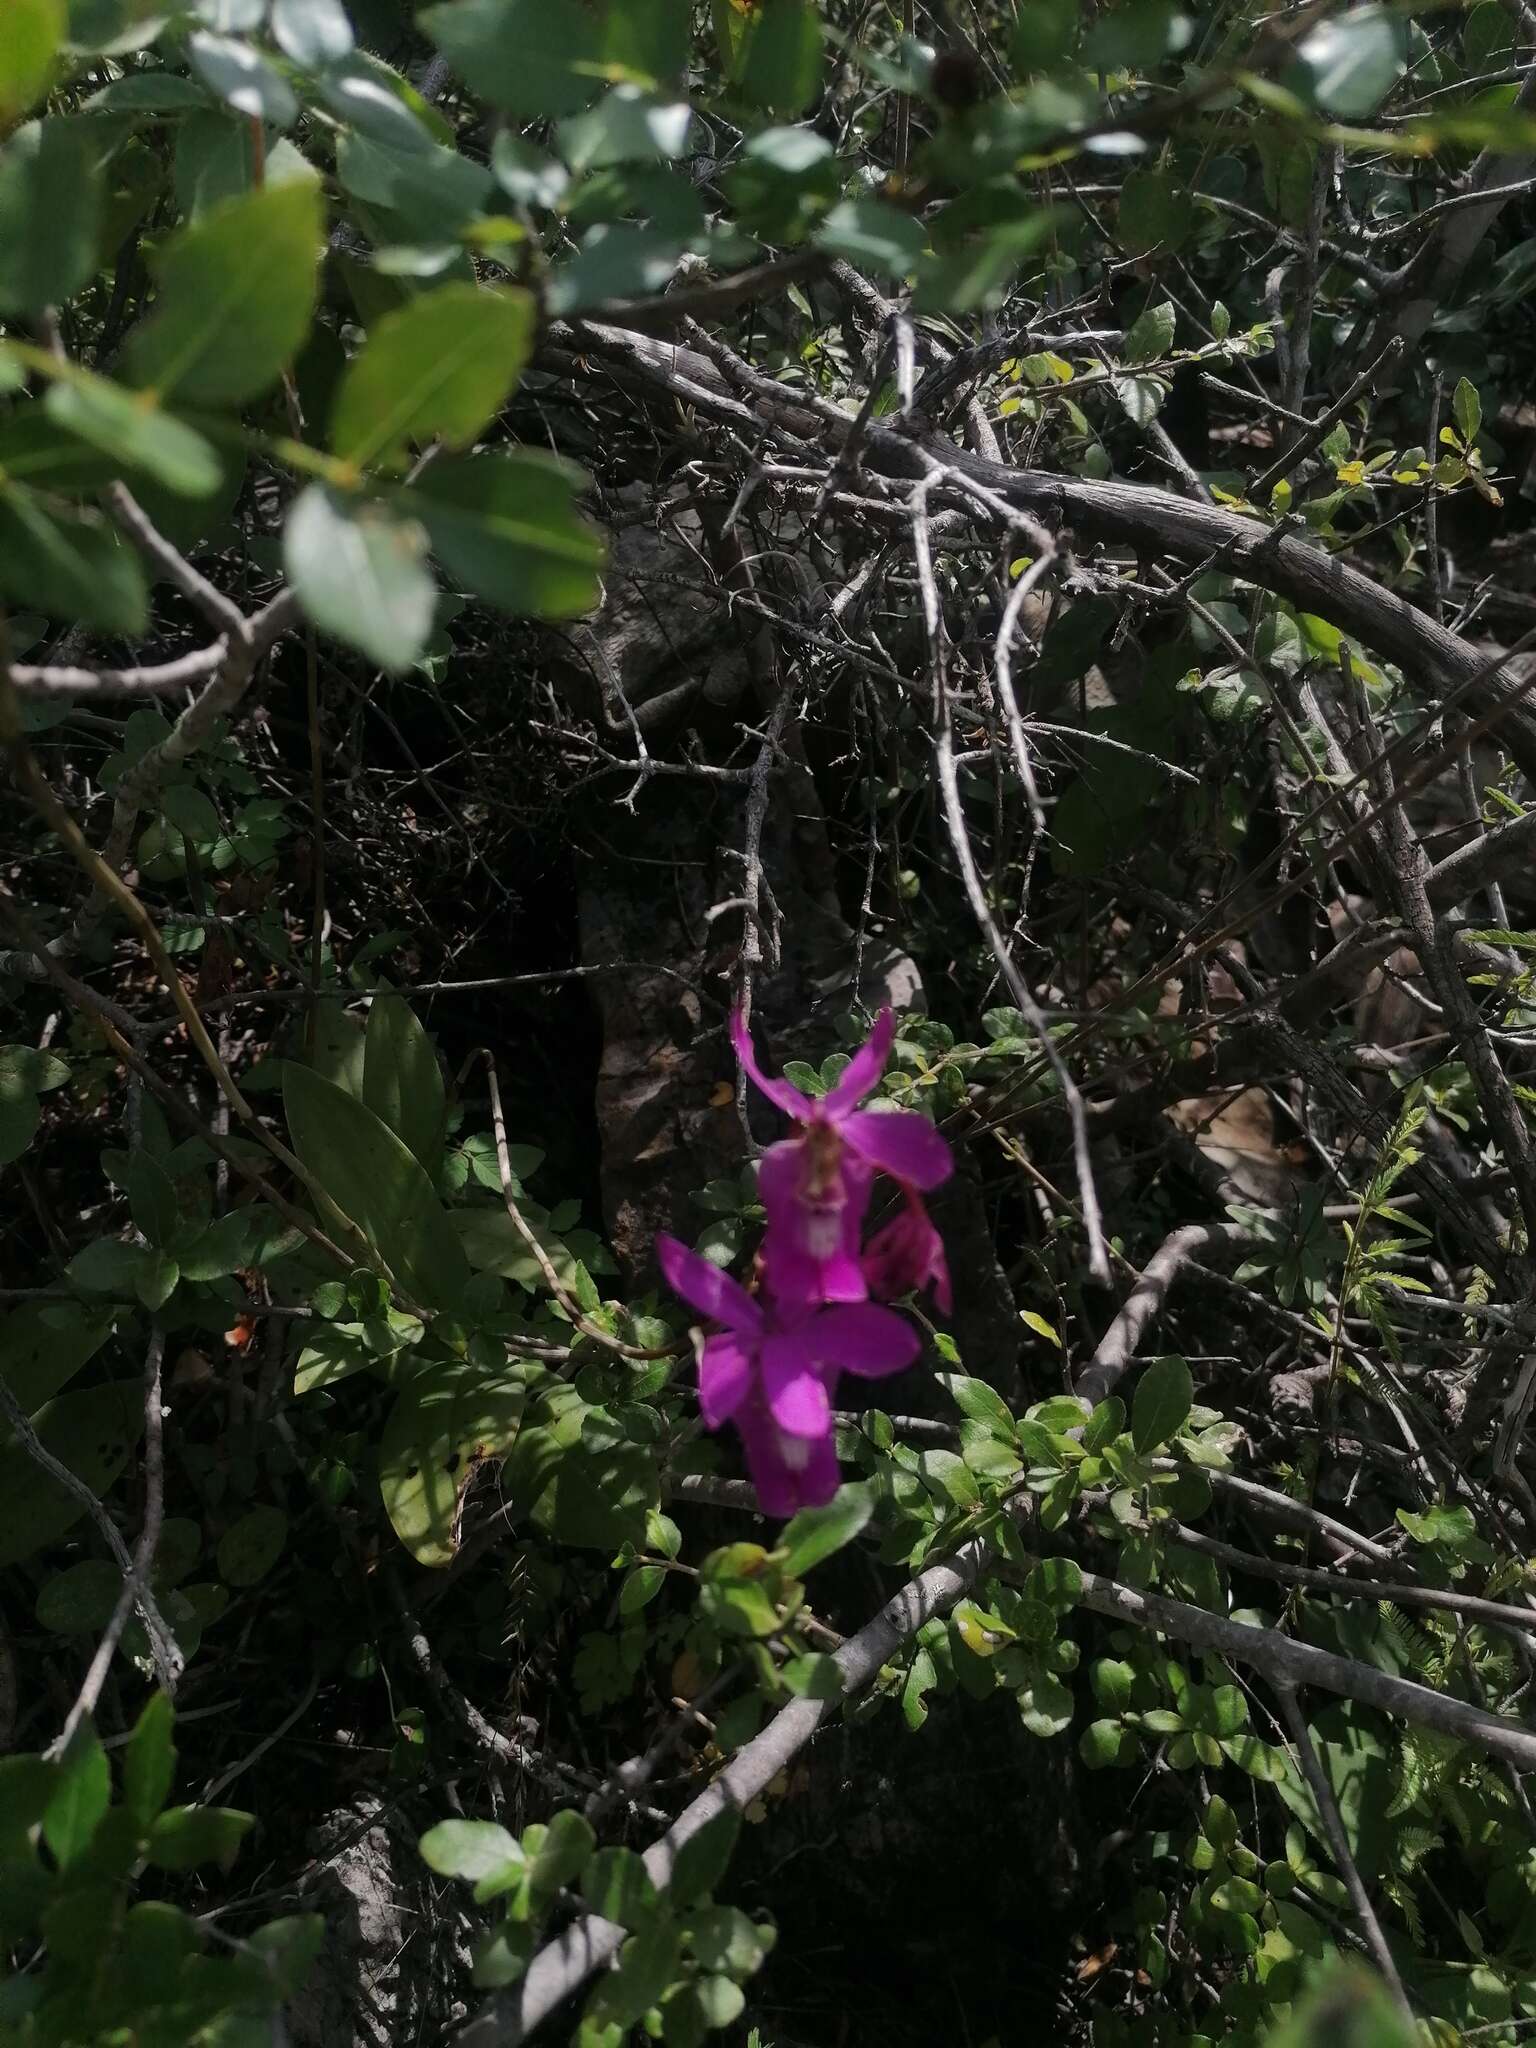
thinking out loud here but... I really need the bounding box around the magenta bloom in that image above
[863,1190,952,1312]
[731,1008,953,1307]
[657,1233,920,1514]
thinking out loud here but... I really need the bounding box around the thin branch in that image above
[1074,1224,1248,1408]
[1272,1678,1414,2013]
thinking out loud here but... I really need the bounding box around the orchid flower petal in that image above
[697,1333,754,1428]
[863,1197,951,1312]
[819,1008,897,1120]
[758,1142,872,1307]
[761,1334,836,1437]
[729,1008,813,1123]
[736,1402,839,1515]
[656,1233,762,1335]
[805,1301,923,1379]
[839,1106,954,1190]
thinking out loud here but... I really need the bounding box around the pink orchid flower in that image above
[657,1233,920,1515]
[730,1007,953,1306]
[862,1188,952,1312]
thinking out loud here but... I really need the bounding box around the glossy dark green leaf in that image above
[362,992,446,1173]
[581,1845,657,1928]
[187,31,298,124]
[42,1719,109,1870]
[0,0,63,123]
[216,1505,288,1587]
[410,451,605,619]
[126,174,323,404]
[1291,5,1407,118]
[777,1481,874,1575]
[270,0,353,65]
[558,86,692,171]
[667,1806,740,1909]
[330,283,534,470]
[43,376,222,498]
[1131,1354,1194,1456]
[605,0,690,82]
[123,1691,177,1832]
[816,196,925,278]
[378,1360,531,1564]
[145,1803,253,1871]
[0,119,101,316]
[735,0,822,113]
[336,131,491,243]
[282,1061,473,1309]
[419,1818,522,1881]
[545,221,687,313]
[284,484,437,673]
[421,0,603,116]
[0,487,146,633]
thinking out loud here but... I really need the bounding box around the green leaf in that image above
[269,0,353,65]
[1292,5,1407,118]
[473,1923,536,1988]
[420,0,602,117]
[0,1090,39,1165]
[0,1754,56,1833]
[491,133,569,208]
[284,485,436,674]
[1453,376,1482,446]
[44,377,222,499]
[0,119,101,316]
[735,0,822,114]
[126,174,322,405]
[43,1718,110,1870]
[187,31,297,124]
[0,1045,68,1094]
[216,1504,288,1586]
[0,1382,143,1565]
[545,221,688,314]
[176,1209,256,1282]
[362,993,446,1172]
[419,1818,521,1882]
[314,53,441,151]
[282,1061,472,1310]
[558,86,692,171]
[1118,168,1195,256]
[777,1481,874,1574]
[0,488,147,633]
[656,1806,738,1913]
[913,212,1059,315]
[335,130,491,244]
[620,1563,666,1613]
[410,452,605,620]
[36,1558,123,1634]
[0,1302,113,1414]
[938,1373,1017,1434]
[1011,0,1075,72]
[605,0,691,83]
[0,0,63,123]
[816,197,925,279]
[1027,1556,1083,1613]
[581,1844,657,1928]
[526,1808,595,1898]
[602,1918,681,2028]
[378,1360,531,1565]
[330,284,535,472]
[145,1803,253,1871]
[123,1691,177,1832]
[1018,1670,1074,1738]
[1131,1354,1193,1456]
[1123,300,1176,363]
[1079,1718,1132,1768]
